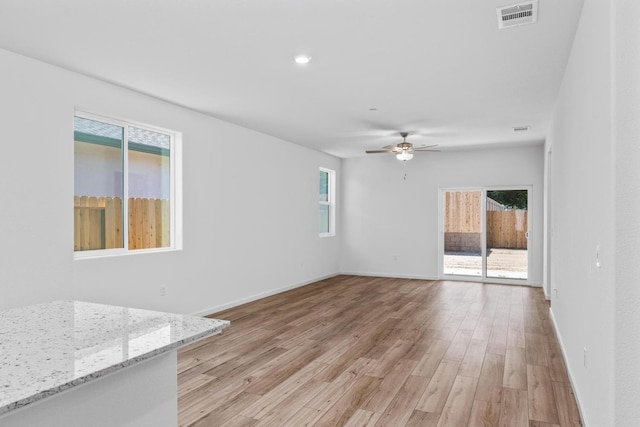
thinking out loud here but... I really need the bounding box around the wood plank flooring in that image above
[177,275,581,427]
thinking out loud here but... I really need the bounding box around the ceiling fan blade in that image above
[413,144,439,151]
[382,145,402,153]
[365,150,392,154]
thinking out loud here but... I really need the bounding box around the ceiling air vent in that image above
[497,0,538,29]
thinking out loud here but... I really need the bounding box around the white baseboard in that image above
[549,307,588,427]
[339,271,440,281]
[190,273,340,317]
[341,271,542,288]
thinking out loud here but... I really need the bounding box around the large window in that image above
[74,112,180,257]
[319,168,335,236]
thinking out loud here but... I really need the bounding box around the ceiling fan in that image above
[365,132,439,161]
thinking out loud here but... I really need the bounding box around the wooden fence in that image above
[444,191,527,250]
[444,192,481,233]
[74,196,169,251]
[486,210,528,249]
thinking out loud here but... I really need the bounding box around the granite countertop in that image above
[0,300,229,416]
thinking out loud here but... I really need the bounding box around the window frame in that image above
[319,167,336,237]
[74,110,182,259]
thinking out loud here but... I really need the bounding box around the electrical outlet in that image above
[160,287,166,297]
[393,255,398,261]
[583,347,587,368]
[554,288,558,299]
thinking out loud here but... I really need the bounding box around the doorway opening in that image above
[442,188,530,281]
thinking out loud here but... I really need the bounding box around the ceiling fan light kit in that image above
[294,55,311,64]
[396,151,413,161]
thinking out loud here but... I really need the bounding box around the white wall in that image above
[0,51,74,308]
[545,0,615,425]
[0,48,341,314]
[340,145,544,284]
[613,1,640,425]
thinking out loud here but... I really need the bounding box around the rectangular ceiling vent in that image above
[497,0,538,29]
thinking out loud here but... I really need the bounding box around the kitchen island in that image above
[0,300,229,427]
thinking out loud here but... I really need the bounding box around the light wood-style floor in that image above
[177,275,582,427]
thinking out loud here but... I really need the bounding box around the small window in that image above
[74,112,181,257]
[319,168,335,236]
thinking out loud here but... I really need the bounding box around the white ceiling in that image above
[0,0,583,158]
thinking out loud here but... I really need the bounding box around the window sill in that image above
[74,246,182,260]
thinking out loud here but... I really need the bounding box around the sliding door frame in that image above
[438,185,533,285]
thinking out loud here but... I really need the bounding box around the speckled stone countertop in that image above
[0,300,229,416]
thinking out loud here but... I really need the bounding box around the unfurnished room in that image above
[1,0,639,426]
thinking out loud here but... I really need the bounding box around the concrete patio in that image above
[443,248,528,279]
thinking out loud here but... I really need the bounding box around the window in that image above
[319,168,335,236]
[74,112,181,257]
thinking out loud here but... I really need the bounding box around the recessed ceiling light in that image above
[369,108,377,111]
[294,55,311,65]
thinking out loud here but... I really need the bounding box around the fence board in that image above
[130,198,141,250]
[146,199,155,248]
[74,207,82,250]
[161,199,170,247]
[154,199,162,247]
[104,197,121,249]
[155,199,160,246]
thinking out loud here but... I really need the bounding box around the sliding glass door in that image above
[441,188,530,282]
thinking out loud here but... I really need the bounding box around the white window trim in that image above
[319,167,336,237]
[74,110,183,259]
